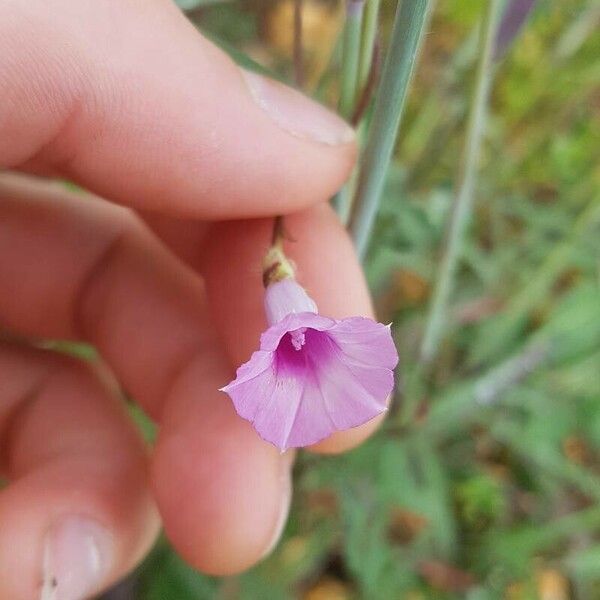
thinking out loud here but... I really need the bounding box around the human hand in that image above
[0,1,383,598]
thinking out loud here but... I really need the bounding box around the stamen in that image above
[290,328,307,350]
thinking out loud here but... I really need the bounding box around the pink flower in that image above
[221,278,398,451]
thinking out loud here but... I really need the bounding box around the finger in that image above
[0,343,158,600]
[141,211,210,267]
[0,173,292,574]
[1,0,355,219]
[199,203,387,454]
[153,385,294,575]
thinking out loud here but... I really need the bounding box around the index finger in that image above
[0,0,355,218]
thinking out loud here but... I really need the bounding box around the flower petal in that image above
[225,360,309,451]
[220,351,276,423]
[222,312,398,451]
[307,333,390,430]
[221,343,309,450]
[283,372,344,449]
[259,312,336,352]
[220,350,273,391]
[328,317,398,370]
[251,373,305,451]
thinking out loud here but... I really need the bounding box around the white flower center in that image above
[290,327,307,351]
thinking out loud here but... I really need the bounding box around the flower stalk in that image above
[349,0,432,258]
[263,216,295,286]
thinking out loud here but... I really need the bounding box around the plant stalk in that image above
[419,0,502,365]
[349,0,431,258]
[339,0,365,120]
[333,0,366,222]
[358,0,381,88]
[293,0,304,87]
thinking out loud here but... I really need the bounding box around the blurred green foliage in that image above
[133,0,600,598]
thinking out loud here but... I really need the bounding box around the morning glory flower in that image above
[220,242,398,451]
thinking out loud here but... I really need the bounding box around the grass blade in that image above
[349,0,432,258]
[358,0,381,88]
[339,1,365,120]
[419,0,502,365]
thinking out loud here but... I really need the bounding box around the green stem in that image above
[349,0,431,258]
[333,172,357,226]
[333,1,367,221]
[472,340,549,405]
[358,0,381,89]
[339,0,365,120]
[419,0,502,365]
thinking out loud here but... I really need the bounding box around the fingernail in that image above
[262,450,295,558]
[241,70,355,146]
[41,516,112,600]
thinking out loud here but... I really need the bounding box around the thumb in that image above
[0,0,355,218]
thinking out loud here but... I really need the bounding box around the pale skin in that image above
[0,1,385,597]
